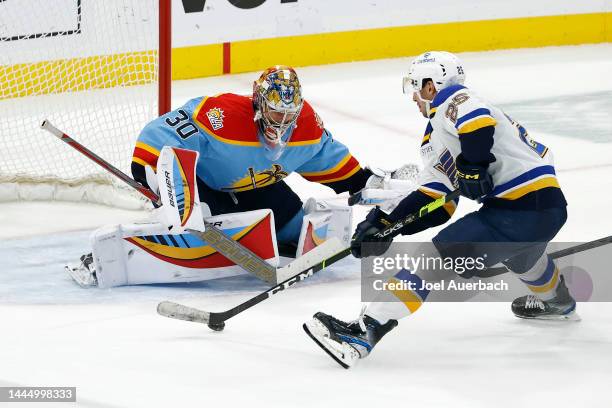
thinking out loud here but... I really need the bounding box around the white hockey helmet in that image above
[403,51,466,94]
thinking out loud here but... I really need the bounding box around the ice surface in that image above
[1,45,611,407]
[500,91,612,143]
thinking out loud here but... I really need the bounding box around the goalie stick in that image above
[157,190,461,330]
[40,120,278,284]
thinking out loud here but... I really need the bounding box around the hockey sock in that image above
[513,255,560,301]
[365,268,430,324]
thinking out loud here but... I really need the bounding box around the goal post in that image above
[0,0,171,208]
[159,0,172,117]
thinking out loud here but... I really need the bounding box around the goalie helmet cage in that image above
[0,0,172,209]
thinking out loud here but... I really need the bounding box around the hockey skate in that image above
[303,308,397,369]
[512,275,579,321]
[65,253,98,288]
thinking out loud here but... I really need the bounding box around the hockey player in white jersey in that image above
[303,51,576,369]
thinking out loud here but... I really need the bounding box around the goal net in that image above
[0,0,170,208]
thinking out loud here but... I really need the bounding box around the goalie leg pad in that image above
[86,209,278,288]
[295,199,353,257]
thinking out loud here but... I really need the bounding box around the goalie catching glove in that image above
[364,163,420,190]
[349,164,420,211]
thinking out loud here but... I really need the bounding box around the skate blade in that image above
[514,310,581,322]
[303,319,360,369]
[65,264,97,288]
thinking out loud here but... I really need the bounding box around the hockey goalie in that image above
[66,65,419,288]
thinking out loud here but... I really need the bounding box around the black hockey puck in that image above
[208,321,225,332]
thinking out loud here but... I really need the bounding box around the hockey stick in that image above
[40,120,278,284]
[41,120,161,204]
[373,189,461,240]
[158,237,348,331]
[157,190,461,330]
[357,186,610,278]
[475,235,612,278]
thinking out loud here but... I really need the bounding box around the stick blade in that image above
[157,301,211,324]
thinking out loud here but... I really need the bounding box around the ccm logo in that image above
[183,0,297,12]
[270,269,314,294]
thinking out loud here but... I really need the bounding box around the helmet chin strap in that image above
[414,91,434,117]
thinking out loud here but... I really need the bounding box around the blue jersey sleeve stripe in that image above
[431,84,467,108]
[422,182,452,194]
[490,165,556,196]
[455,108,492,129]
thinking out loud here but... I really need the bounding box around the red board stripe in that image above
[223,42,231,74]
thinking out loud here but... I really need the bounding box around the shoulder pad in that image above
[193,93,260,145]
[288,101,325,146]
[431,84,467,109]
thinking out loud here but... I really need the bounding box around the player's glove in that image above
[349,164,420,207]
[363,164,420,190]
[455,154,494,200]
[350,207,394,258]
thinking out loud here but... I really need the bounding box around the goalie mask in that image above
[253,66,303,160]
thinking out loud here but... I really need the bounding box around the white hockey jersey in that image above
[417,84,565,210]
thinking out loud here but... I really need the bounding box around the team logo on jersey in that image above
[225,164,288,192]
[206,107,225,130]
[434,149,458,187]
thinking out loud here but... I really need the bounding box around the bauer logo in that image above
[165,171,175,207]
[206,108,225,131]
